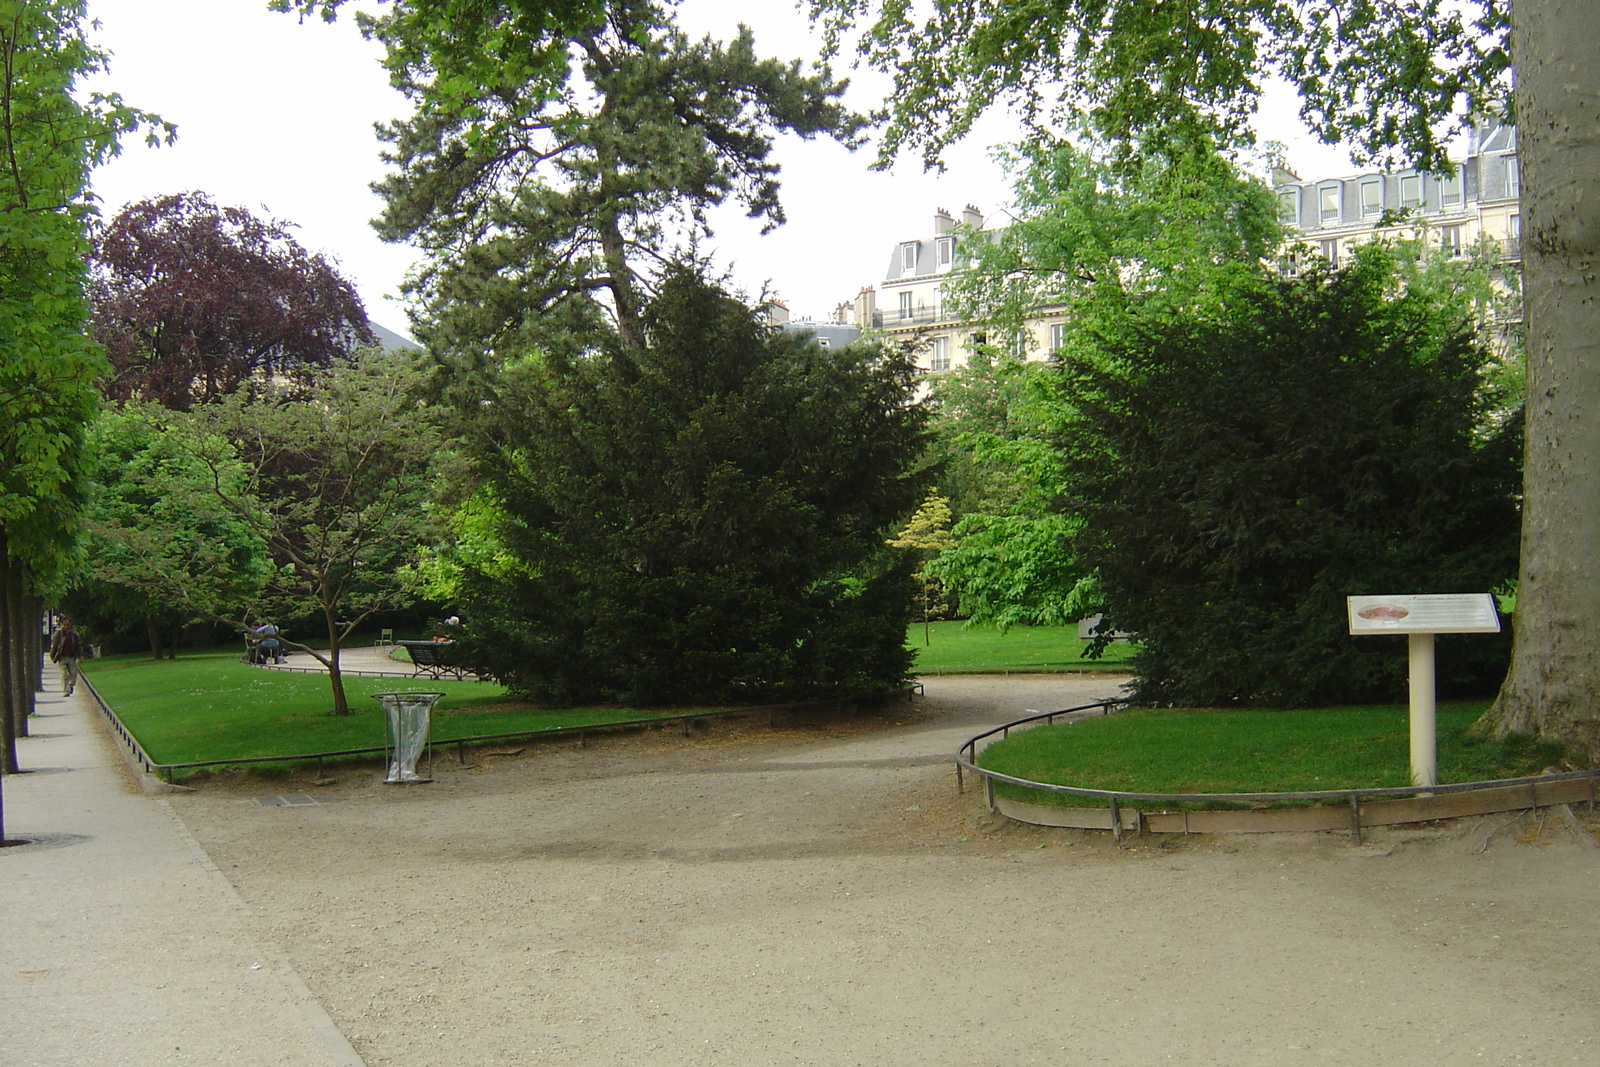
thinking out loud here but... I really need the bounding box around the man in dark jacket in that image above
[50,617,84,697]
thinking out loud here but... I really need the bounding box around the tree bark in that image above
[1477,1,1600,758]
[0,541,19,773]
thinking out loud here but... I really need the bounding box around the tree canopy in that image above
[89,191,374,408]
[810,0,1510,172]
[171,348,441,714]
[459,268,928,705]
[1061,245,1521,706]
[362,0,865,363]
[0,0,167,777]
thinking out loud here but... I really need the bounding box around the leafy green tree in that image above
[65,406,268,658]
[1060,245,1520,707]
[813,0,1600,762]
[887,491,958,646]
[172,349,441,714]
[360,0,865,366]
[0,0,167,781]
[460,268,928,705]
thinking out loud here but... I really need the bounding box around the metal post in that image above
[1409,633,1437,789]
[1349,795,1362,845]
[1108,796,1121,843]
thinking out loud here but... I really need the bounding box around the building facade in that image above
[1273,120,1521,303]
[851,206,1067,376]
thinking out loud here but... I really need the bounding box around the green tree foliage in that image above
[0,0,167,777]
[65,406,268,658]
[887,490,957,645]
[810,0,1509,172]
[361,0,865,363]
[461,269,928,705]
[943,135,1283,335]
[925,138,1277,634]
[172,350,441,714]
[1061,245,1521,707]
[924,353,1096,631]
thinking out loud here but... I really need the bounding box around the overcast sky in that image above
[82,0,1360,335]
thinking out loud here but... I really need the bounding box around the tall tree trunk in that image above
[325,609,350,715]
[28,593,43,697]
[0,540,18,774]
[147,615,162,660]
[1477,2,1600,759]
[7,564,28,738]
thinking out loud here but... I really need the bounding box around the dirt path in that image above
[167,676,1600,1066]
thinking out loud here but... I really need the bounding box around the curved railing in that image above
[956,702,1600,843]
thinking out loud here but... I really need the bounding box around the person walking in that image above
[50,616,85,697]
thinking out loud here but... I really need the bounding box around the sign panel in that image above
[1347,593,1501,635]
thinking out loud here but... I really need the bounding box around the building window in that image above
[898,291,913,321]
[815,337,831,348]
[1399,174,1422,210]
[1049,322,1066,352]
[1278,250,1299,278]
[1278,189,1299,224]
[1439,172,1462,209]
[936,237,954,270]
[1318,183,1341,224]
[1504,156,1520,199]
[1440,225,1464,257]
[930,336,951,372]
[1319,239,1339,266]
[900,242,919,275]
[1507,214,1521,257]
[967,331,987,355]
[1360,179,1381,217]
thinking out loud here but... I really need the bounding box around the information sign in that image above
[1347,593,1502,790]
[1347,593,1501,635]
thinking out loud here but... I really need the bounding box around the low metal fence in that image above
[957,702,1600,843]
[81,674,917,784]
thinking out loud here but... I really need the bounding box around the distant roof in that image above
[368,320,421,351]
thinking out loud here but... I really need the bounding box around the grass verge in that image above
[909,620,1135,674]
[977,702,1571,807]
[81,650,716,772]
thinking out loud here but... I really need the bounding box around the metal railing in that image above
[81,672,918,783]
[956,702,1600,843]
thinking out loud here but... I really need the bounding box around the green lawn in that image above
[80,651,715,770]
[909,620,1135,674]
[978,702,1569,806]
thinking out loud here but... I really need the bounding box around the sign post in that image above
[1347,593,1501,789]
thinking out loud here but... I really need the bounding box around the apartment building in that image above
[850,205,1067,376]
[1273,119,1521,285]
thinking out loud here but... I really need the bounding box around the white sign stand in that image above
[1348,594,1501,789]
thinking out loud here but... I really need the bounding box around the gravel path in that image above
[166,674,1600,1066]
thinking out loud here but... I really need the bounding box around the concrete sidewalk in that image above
[0,665,364,1067]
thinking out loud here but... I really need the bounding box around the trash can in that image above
[371,691,443,783]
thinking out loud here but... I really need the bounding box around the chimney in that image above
[933,208,955,234]
[1272,164,1300,187]
[854,286,877,328]
[961,204,983,229]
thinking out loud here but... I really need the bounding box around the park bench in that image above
[398,639,470,681]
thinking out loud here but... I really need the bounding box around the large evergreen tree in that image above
[461,269,927,705]
[364,0,865,366]
[1061,246,1521,707]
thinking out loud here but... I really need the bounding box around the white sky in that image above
[82,0,1360,335]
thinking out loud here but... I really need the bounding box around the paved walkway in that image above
[0,664,365,1067]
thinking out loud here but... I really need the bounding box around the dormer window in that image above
[936,236,954,270]
[900,242,919,275]
[1399,174,1422,210]
[1439,172,1462,209]
[1360,179,1382,217]
[1318,183,1342,224]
